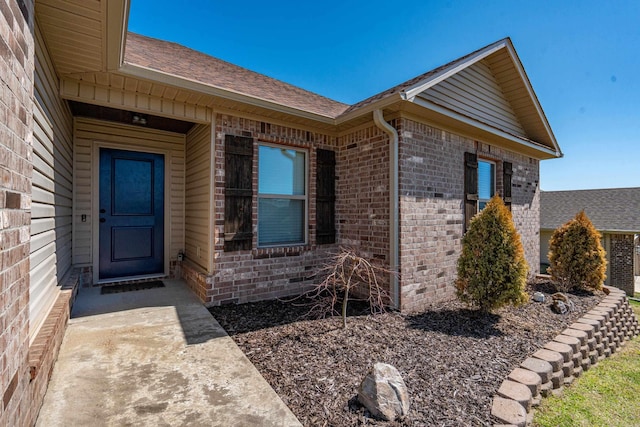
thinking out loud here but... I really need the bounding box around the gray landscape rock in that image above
[551,293,574,314]
[357,363,410,421]
[533,292,545,303]
[552,300,569,314]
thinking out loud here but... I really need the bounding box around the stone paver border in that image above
[491,286,639,427]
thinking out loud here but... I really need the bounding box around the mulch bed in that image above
[209,281,603,426]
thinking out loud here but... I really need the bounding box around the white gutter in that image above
[373,109,400,310]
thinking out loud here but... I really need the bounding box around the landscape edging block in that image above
[492,287,639,426]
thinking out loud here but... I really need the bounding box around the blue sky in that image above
[128,0,640,191]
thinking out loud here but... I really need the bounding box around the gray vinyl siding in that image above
[185,124,213,272]
[418,60,526,137]
[72,118,186,273]
[30,24,74,339]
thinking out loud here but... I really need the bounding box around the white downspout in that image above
[373,109,400,310]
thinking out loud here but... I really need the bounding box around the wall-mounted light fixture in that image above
[132,114,147,125]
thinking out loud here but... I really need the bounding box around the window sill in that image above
[253,245,310,259]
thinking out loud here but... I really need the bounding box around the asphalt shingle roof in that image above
[540,188,640,233]
[124,33,350,118]
[124,33,505,121]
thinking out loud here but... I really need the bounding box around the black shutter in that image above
[464,152,478,231]
[503,161,513,212]
[316,149,336,245]
[224,135,253,251]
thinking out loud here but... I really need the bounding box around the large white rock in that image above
[357,363,410,421]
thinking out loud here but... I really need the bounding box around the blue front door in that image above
[99,148,164,279]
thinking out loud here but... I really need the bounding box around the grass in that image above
[533,300,640,427]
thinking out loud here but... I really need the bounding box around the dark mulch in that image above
[209,281,603,426]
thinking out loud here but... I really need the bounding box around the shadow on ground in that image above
[209,297,373,335]
[72,281,226,345]
[405,308,503,338]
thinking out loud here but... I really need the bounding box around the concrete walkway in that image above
[36,280,301,427]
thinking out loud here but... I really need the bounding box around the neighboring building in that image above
[1,1,562,425]
[540,188,640,295]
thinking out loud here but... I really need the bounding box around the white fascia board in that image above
[401,40,508,100]
[105,0,130,71]
[412,97,560,158]
[118,63,338,124]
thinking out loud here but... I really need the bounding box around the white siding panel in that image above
[184,124,212,272]
[419,60,526,137]
[73,118,186,273]
[30,24,74,341]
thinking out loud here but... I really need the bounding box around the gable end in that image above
[418,60,526,138]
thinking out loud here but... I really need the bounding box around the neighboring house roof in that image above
[541,188,640,233]
[124,33,350,119]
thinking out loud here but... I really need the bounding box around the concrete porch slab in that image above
[35,279,301,426]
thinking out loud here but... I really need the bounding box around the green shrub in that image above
[548,211,606,292]
[455,195,529,312]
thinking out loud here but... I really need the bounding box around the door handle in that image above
[100,209,106,213]
[100,218,106,223]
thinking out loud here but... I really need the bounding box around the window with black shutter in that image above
[464,152,478,231]
[257,144,307,246]
[316,149,336,244]
[503,161,513,211]
[224,135,253,251]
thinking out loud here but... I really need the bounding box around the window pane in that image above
[258,198,305,245]
[258,146,306,195]
[478,161,495,201]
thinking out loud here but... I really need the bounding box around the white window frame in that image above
[477,159,496,212]
[257,143,309,248]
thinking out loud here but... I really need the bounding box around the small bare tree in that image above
[306,247,392,328]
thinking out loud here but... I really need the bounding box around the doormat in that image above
[101,280,165,294]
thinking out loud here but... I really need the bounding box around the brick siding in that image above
[336,124,392,300]
[181,114,542,312]
[0,1,34,425]
[397,117,540,312]
[610,234,634,296]
[200,114,338,305]
[188,115,394,306]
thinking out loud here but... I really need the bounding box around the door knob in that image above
[100,218,106,223]
[100,209,106,213]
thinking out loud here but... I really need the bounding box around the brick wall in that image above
[200,114,338,305]
[396,117,540,312]
[610,233,634,296]
[0,1,34,426]
[336,125,391,263]
[334,124,393,300]
[181,115,395,306]
[186,113,542,312]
